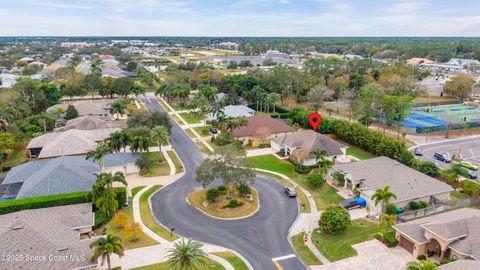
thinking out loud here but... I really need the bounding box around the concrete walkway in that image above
[246,147,277,157]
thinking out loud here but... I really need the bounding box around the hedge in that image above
[0,187,128,215]
[0,191,90,215]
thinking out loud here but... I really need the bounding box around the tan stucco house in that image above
[394,208,480,262]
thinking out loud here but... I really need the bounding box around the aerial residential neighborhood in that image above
[1,1,480,270]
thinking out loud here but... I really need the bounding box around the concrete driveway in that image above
[311,240,412,270]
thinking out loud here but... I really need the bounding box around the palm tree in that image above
[109,101,127,120]
[90,233,124,270]
[97,172,128,189]
[166,238,210,270]
[96,188,119,218]
[108,131,124,153]
[130,135,150,153]
[406,260,438,270]
[378,213,396,233]
[86,143,111,171]
[371,185,398,213]
[151,126,169,160]
[311,148,328,175]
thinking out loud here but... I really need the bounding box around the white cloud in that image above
[32,1,94,10]
[231,0,290,8]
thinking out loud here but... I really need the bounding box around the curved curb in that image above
[185,188,261,221]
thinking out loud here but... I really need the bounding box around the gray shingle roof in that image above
[272,130,346,157]
[332,156,453,203]
[55,115,127,131]
[0,203,95,270]
[440,260,480,270]
[207,105,255,120]
[4,153,138,199]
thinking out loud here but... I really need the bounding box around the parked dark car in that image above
[284,187,297,198]
[467,169,478,180]
[339,197,367,210]
[434,152,451,163]
[209,127,218,135]
[414,148,423,156]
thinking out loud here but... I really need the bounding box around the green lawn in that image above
[193,126,211,137]
[131,258,225,270]
[131,186,146,198]
[141,152,170,177]
[184,128,198,138]
[139,186,178,241]
[172,114,184,124]
[170,102,190,111]
[291,233,322,265]
[450,190,470,200]
[311,219,378,262]
[101,200,158,250]
[246,155,343,209]
[212,252,249,270]
[167,150,184,173]
[179,112,204,124]
[197,142,214,154]
[346,147,375,160]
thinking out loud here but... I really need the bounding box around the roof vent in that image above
[12,225,24,230]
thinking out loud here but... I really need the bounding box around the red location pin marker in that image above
[308,113,322,131]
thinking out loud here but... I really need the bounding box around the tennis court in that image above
[402,104,480,133]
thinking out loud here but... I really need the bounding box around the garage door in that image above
[400,236,414,253]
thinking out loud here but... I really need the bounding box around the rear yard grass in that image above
[101,201,158,249]
[193,126,211,137]
[450,190,471,200]
[131,258,225,270]
[291,233,322,265]
[141,152,170,177]
[346,146,375,160]
[140,185,178,241]
[187,188,259,219]
[179,112,204,124]
[246,155,343,209]
[167,150,183,173]
[311,219,378,262]
[212,251,249,270]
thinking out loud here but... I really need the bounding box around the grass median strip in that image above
[167,150,184,173]
[197,142,214,154]
[184,128,197,138]
[212,251,249,270]
[140,185,179,241]
[291,233,322,265]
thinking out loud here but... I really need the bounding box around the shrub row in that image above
[0,187,127,215]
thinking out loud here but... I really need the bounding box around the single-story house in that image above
[0,203,97,270]
[271,130,347,166]
[27,128,120,159]
[207,105,255,121]
[1,153,139,199]
[47,99,113,117]
[232,115,296,147]
[329,156,453,212]
[394,208,480,262]
[54,115,127,132]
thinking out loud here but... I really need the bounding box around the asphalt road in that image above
[412,136,480,170]
[141,96,306,270]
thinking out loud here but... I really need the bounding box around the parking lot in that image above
[412,136,480,170]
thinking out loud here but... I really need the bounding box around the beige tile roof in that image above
[332,156,453,203]
[272,130,346,157]
[55,115,126,131]
[232,115,295,138]
[0,203,95,270]
[47,100,112,116]
[27,128,120,159]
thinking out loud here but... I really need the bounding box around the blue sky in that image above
[0,0,479,36]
